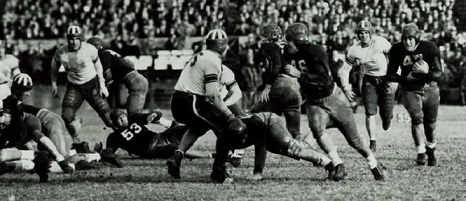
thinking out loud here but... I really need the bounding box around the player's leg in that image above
[361,75,379,152]
[423,84,440,166]
[124,71,149,116]
[82,77,114,129]
[0,150,51,182]
[62,83,85,143]
[400,89,427,165]
[38,110,73,158]
[330,87,384,180]
[379,81,397,131]
[281,79,303,139]
[0,148,35,162]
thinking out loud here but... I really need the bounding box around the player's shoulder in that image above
[81,42,98,52]
[200,50,221,60]
[419,40,438,50]
[390,42,405,52]
[347,42,361,55]
[55,45,68,54]
[261,42,281,52]
[372,36,390,44]
[4,54,18,62]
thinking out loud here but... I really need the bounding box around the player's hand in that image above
[251,173,263,181]
[404,72,420,82]
[387,82,399,94]
[0,113,11,126]
[51,84,58,97]
[94,142,104,153]
[342,85,355,101]
[412,60,429,74]
[100,86,109,98]
[259,84,271,103]
[285,64,301,78]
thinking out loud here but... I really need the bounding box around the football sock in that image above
[366,153,377,169]
[320,156,332,167]
[18,160,35,171]
[49,161,76,173]
[20,150,35,160]
[86,153,101,162]
[417,144,426,154]
[328,149,343,166]
[426,141,436,149]
[231,149,244,158]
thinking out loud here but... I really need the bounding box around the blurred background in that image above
[1,0,466,111]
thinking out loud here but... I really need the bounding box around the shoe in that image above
[58,160,75,173]
[416,153,427,166]
[370,165,385,181]
[426,146,438,167]
[333,164,348,181]
[99,148,123,168]
[33,151,51,183]
[324,163,335,181]
[72,141,92,153]
[0,162,15,175]
[75,160,93,171]
[226,156,241,168]
[370,140,377,153]
[210,164,231,183]
[382,120,391,131]
[166,151,183,179]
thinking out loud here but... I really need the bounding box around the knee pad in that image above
[411,113,424,125]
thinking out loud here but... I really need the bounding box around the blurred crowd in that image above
[1,0,466,104]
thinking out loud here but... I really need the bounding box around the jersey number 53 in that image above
[121,123,142,141]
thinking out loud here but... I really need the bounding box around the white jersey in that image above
[219,65,238,99]
[174,50,223,95]
[345,36,391,76]
[0,54,19,84]
[52,42,99,85]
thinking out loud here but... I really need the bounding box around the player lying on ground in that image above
[99,109,241,166]
[211,112,335,183]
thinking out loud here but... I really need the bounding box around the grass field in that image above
[1,104,466,200]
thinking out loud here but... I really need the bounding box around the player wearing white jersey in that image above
[340,20,398,152]
[50,25,114,144]
[166,29,241,179]
[0,40,20,105]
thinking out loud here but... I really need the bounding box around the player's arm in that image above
[426,45,443,82]
[300,46,330,85]
[10,56,20,78]
[385,47,403,82]
[338,51,355,91]
[252,138,267,180]
[106,133,120,154]
[262,44,282,86]
[205,61,233,119]
[221,67,242,106]
[128,112,162,125]
[50,49,61,96]
[100,51,114,86]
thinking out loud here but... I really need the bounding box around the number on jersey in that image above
[189,52,204,67]
[120,123,142,141]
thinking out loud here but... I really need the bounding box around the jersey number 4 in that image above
[121,123,142,141]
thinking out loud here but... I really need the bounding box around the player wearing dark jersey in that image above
[106,109,216,160]
[386,23,442,166]
[283,23,384,181]
[251,24,302,139]
[211,112,334,183]
[87,37,149,117]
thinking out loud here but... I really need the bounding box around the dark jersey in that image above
[387,41,443,90]
[99,49,135,83]
[260,42,286,85]
[284,42,335,100]
[2,95,23,119]
[107,122,156,157]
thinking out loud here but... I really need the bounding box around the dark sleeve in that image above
[212,135,231,169]
[99,50,113,72]
[427,43,443,82]
[23,115,44,142]
[261,43,282,85]
[106,133,120,153]
[300,45,332,85]
[128,112,162,125]
[386,45,403,82]
[21,104,41,116]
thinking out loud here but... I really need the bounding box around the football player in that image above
[50,25,114,144]
[251,24,302,139]
[386,23,443,166]
[211,112,333,183]
[283,23,384,181]
[341,20,398,152]
[0,40,20,106]
[166,29,239,179]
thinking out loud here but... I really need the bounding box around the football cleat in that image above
[74,160,93,171]
[324,163,335,181]
[382,120,391,131]
[226,156,241,168]
[99,148,123,168]
[333,164,348,181]
[370,140,377,153]
[426,146,438,167]
[416,153,427,166]
[166,151,183,179]
[210,165,231,183]
[370,165,385,181]
[72,141,92,153]
[33,151,51,183]
[58,160,75,173]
